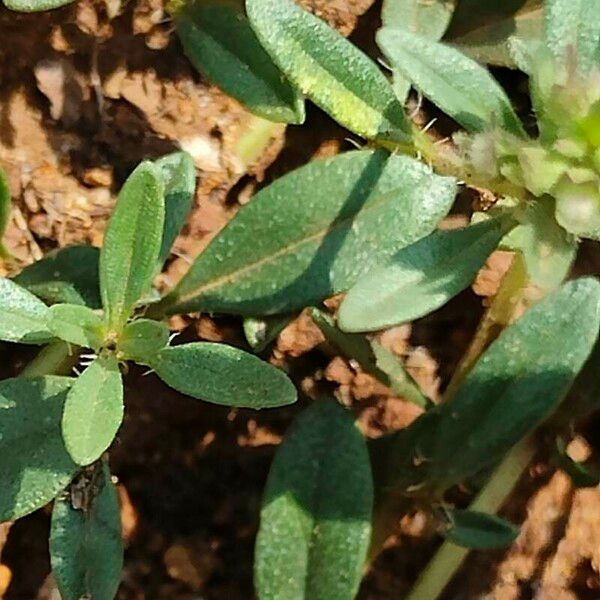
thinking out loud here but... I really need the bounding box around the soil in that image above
[0,0,599,599]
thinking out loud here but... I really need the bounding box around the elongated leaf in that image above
[0,167,10,258]
[246,0,409,141]
[444,509,519,549]
[0,376,78,521]
[544,0,600,73]
[176,0,304,124]
[310,308,429,408]
[382,0,456,102]
[13,246,101,309]
[119,318,170,362]
[158,150,456,316]
[244,314,293,352]
[3,0,74,11]
[47,304,104,349]
[50,462,123,600]
[371,341,432,409]
[339,219,508,332]
[154,152,196,270]
[377,27,525,136]
[380,278,600,492]
[448,2,543,68]
[255,400,372,600]
[0,277,53,344]
[151,342,296,408]
[100,162,164,333]
[62,355,123,466]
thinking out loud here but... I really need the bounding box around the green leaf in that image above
[0,167,10,258]
[47,304,105,349]
[377,27,525,136]
[119,318,170,362]
[151,342,296,408]
[447,2,544,68]
[246,0,410,142]
[154,152,197,270]
[501,198,577,290]
[13,246,102,309]
[62,355,123,466]
[310,308,430,408]
[2,0,74,11]
[0,277,53,344]
[159,150,456,316]
[50,461,123,600]
[339,219,508,332]
[443,509,519,549]
[544,0,600,73]
[243,314,293,352]
[255,400,372,600]
[100,162,165,333]
[176,0,304,124]
[0,376,78,521]
[371,341,433,409]
[381,278,600,492]
[381,0,456,102]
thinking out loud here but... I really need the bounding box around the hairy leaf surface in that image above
[3,0,73,11]
[177,0,304,124]
[100,162,164,332]
[62,355,123,466]
[119,319,170,362]
[152,342,296,408]
[255,400,372,600]
[339,219,508,331]
[246,0,409,141]
[50,462,123,600]
[160,150,456,316]
[0,376,78,521]
[47,304,104,349]
[378,27,525,135]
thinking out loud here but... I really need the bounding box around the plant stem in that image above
[404,436,537,600]
[20,341,78,377]
[444,252,528,401]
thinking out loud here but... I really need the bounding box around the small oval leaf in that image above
[243,314,293,352]
[155,151,197,270]
[255,400,373,600]
[444,509,519,549]
[377,27,525,136]
[158,150,456,316]
[13,245,102,309]
[246,0,410,141]
[47,304,105,349]
[50,461,123,600]
[0,376,78,521]
[176,0,304,124]
[100,162,164,333]
[119,318,170,362]
[0,277,53,344]
[339,218,508,332]
[62,355,124,466]
[151,342,296,408]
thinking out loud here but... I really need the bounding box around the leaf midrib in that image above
[173,184,432,305]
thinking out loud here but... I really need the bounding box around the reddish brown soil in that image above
[0,1,598,599]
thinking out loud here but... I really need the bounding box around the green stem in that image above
[405,436,537,600]
[444,252,528,401]
[20,341,79,377]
